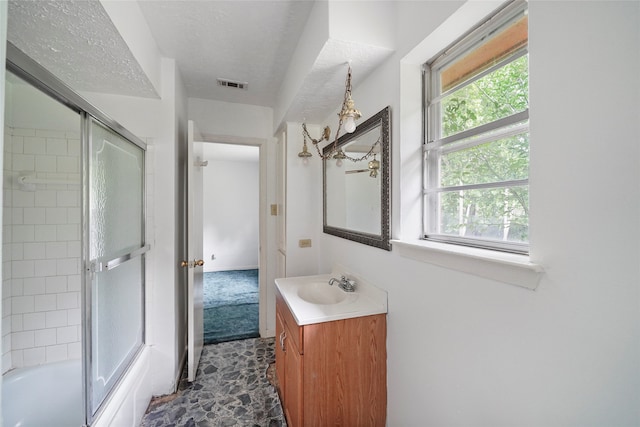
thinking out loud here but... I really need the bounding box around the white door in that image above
[186,120,204,381]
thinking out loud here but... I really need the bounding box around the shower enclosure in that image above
[2,46,147,425]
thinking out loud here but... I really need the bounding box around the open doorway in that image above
[201,142,260,344]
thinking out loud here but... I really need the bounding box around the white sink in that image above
[297,282,347,305]
[275,273,387,326]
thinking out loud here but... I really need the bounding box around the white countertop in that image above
[275,273,388,326]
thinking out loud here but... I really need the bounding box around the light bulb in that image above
[303,157,309,165]
[344,116,356,133]
[336,158,343,167]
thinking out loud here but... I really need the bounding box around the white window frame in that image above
[423,0,529,254]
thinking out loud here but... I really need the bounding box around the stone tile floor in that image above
[140,338,286,427]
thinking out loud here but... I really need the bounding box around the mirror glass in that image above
[323,106,391,250]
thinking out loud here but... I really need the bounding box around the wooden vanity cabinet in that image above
[276,306,303,426]
[275,288,387,427]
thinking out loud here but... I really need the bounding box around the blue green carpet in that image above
[203,269,259,345]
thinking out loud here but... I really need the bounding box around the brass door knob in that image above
[180,259,204,268]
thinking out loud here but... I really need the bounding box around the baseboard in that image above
[261,328,275,338]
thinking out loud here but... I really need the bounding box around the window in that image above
[423,0,529,254]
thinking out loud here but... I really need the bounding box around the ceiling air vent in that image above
[217,78,248,90]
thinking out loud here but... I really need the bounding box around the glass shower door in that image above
[85,118,146,420]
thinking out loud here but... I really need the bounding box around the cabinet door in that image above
[284,331,303,427]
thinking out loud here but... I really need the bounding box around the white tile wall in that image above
[2,127,82,373]
[2,130,155,374]
[46,310,67,328]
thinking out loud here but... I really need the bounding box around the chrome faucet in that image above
[328,275,356,292]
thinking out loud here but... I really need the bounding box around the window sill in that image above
[390,239,543,290]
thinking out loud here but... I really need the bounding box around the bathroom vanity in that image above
[274,274,388,427]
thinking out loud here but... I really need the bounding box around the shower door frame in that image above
[6,42,149,426]
[83,116,148,422]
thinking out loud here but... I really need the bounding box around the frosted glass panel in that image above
[89,119,145,416]
[90,256,143,409]
[90,121,144,259]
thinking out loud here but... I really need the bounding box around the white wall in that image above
[203,155,259,272]
[189,98,274,139]
[311,1,639,426]
[327,0,395,50]
[283,122,322,278]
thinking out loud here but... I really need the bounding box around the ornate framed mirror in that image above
[323,106,391,250]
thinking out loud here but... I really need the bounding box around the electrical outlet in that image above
[270,204,278,216]
[299,239,312,248]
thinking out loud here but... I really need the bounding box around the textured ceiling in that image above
[6,0,393,126]
[137,0,315,107]
[285,38,394,124]
[8,0,158,98]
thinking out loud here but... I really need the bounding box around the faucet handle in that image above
[330,275,356,291]
[342,277,356,292]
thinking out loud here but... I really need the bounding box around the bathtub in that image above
[2,360,84,427]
